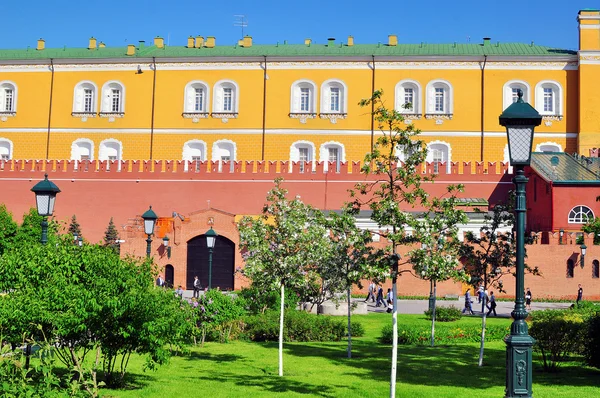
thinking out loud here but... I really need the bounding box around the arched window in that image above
[320,79,347,114]
[0,81,17,114]
[73,81,98,114]
[568,205,594,223]
[183,81,210,114]
[425,80,453,115]
[213,80,239,114]
[100,81,125,114]
[567,259,575,278]
[212,139,236,171]
[535,80,562,116]
[592,259,599,279]
[182,140,207,171]
[396,79,422,114]
[99,139,123,170]
[290,80,317,114]
[319,141,345,172]
[0,138,13,160]
[535,142,562,152]
[71,139,94,161]
[426,141,451,173]
[290,140,316,172]
[502,80,530,110]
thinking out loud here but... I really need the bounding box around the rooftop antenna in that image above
[234,14,248,39]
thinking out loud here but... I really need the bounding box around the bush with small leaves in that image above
[424,306,462,322]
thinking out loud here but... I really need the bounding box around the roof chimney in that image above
[187,36,194,48]
[195,36,204,48]
[205,36,215,48]
[126,44,136,56]
[388,34,398,46]
[327,37,336,47]
[578,9,600,50]
[88,37,97,50]
[305,38,311,46]
[347,36,354,46]
[483,37,491,46]
[36,38,45,51]
[154,36,164,48]
[242,36,252,47]
[99,42,106,48]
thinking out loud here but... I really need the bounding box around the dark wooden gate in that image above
[186,234,235,290]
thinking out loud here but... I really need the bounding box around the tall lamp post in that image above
[141,206,158,258]
[499,89,541,398]
[31,174,61,245]
[205,227,217,289]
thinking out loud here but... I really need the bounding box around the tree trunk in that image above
[390,276,398,398]
[478,295,487,367]
[279,282,285,377]
[347,286,352,359]
[430,281,437,347]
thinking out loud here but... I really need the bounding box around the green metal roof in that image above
[0,42,577,61]
[530,152,600,185]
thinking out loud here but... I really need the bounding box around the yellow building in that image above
[0,9,598,167]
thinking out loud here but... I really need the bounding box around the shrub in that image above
[196,290,247,343]
[380,323,508,345]
[529,309,586,371]
[573,300,599,316]
[238,286,298,315]
[585,313,600,368]
[243,310,363,342]
[424,306,462,322]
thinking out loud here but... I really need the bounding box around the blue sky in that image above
[2,0,595,50]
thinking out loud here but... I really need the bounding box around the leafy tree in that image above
[237,178,329,376]
[68,214,82,240]
[347,90,430,397]
[582,216,600,245]
[0,204,17,255]
[459,200,539,366]
[103,217,121,253]
[16,208,59,245]
[408,189,469,347]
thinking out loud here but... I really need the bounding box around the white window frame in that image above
[98,139,123,171]
[319,141,346,172]
[425,80,453,115]
[426,140,452,173]
[290,140,316,172]
[0,81,18,114]
[320,79,348,114]
[0,138,13,160]
[73,81,98,114]
[211,139,237,171]
[212,80,239,114]
[395,80,421,114]
[70,138,95,161]
[502,80,530,110]
[183,81,210,114]
[100,81,125,113]
[290,80,317,114]
[182,139,207,171]
[535,80,562,116]
[534,142,563,152]
[568,205,595,224]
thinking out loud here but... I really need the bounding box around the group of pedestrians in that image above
[365,281,394,313]
[462,286,497,316]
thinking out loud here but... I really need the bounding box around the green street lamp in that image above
[141,206,158,258]
[78,237,83,247]
[205,227,218,289]
[31,174,61,245]
[163,235,171,259]
[499,89,541,398]
[580,244,587,267]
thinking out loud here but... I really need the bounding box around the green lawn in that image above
[103,313,600,397]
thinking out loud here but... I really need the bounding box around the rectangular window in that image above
[543,88,553,113]
[328,147,339,163]
[0,154,8,160]
[84,89,93,112]
[298,147,309,173]
[330,88,340,112]
[404,88,414,111]
[220,155,230,162]
[223,88,232,112]
[192,155,202,172]
[300,88,310,112]
[434,88,444,112]
[80,155,90,161]
[108,156,117,161]
[433,149,443,174]
[111,89,121,112]
[511,88,520,103]
[4,89,13,112]
[194,88,204,112]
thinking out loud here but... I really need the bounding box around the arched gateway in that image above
[186,234,235,290]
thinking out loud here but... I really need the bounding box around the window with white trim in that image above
[212,140,236,171]
[291,80,317,114]
[535,142,562,152]
[71,139,94,161]
[182,140,207,171]
[426,141,451,173]
[535,81,562,116]
[502,81,530,110]
[183,81,210,114]
[320,80,347,114]
[0,139,12,160]
[73,81,98,114]
[213,80,239,114]
[0,82,17,114]
[290,141,315,172]
[100,81,125,114]
[426,80,452,115]
[395,80,421,114]
[99,139,123,171]
[568,205,594,223]
[319,141,345,172]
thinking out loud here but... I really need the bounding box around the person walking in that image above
[156,275,165,288]
[193,276,202,298]
[525,288,532,311]
[375,285,385,307]
[477,285,484,304]
[364,281,375,303]
[576,284,583,305]
[462,290,474,315]
[386,288,393,313]
[486,291,497,316]
[175,285,184,299]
